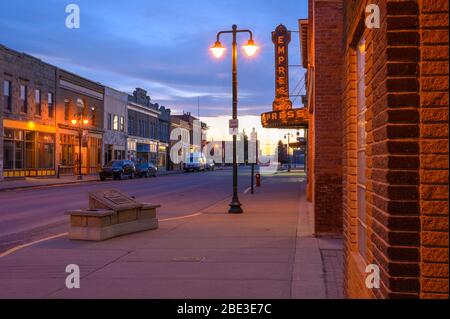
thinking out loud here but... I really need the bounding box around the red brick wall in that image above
[313,0,344,234]
[341,0,449,299]
[419,0,449,299]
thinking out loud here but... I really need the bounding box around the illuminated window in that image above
[357,38,367,260]
[120,116,125,132]
[113,114,119,131]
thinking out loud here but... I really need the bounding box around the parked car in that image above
[205,159,215,171]
[184,152,206,172]
[136,162,158,178]
[99,160,136,181]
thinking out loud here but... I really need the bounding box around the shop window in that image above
[3,80,12,111]
[3,129,24,170]
[3,140,14,169]
[48,93,54,118]
[25,131,36,169]
[37,133,55,169]
[60,134,75,166]
[356,38,367,260]
[20,84,28,113]
[35,89,41,116]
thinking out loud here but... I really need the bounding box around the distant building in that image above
[157,104,171,171]
[171,112,208,150]
[0,45,57,179]
[126,88,160,166]
[170,115,191,171]
[103,87,128,164]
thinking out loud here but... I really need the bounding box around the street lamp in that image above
[211,25,258,214]
[71,101,90,180]
[284,133,294,172]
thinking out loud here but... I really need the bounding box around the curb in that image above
[0,169,217,192]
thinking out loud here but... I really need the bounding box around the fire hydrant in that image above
[255,173,261,187]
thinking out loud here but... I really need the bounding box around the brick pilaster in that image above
[419,0,449,299]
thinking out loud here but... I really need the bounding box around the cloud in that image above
[0,0,307,117]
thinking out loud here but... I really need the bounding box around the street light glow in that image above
[243,39,259,57]
[83,119,89,125]
[71,119,78,125]
[210,41,226,58]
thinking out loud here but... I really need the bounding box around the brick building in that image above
[0,45,57,179]
[55,69,104,176]
[301,0,448,298]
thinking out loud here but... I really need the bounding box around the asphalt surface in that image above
[0,167,253,254]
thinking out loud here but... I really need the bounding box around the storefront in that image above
[158,143,168,171]
[127,137,158,164]
[2,120,56,178]
[57,127,103,175]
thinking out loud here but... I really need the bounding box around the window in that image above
[25,131,36,169]
[356,38,367,260]
[107,113,112,130]
[35,89,41,116]
[64,99,71,120]
[37,133,55,169]
[119,116,125,132]
[3,80,12,111]
[48,93,54,118]
[113,114,119,131]
[3,129,24,170]
[20,84,28,113]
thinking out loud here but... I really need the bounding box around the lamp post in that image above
[71,112,89,181]
[211,25,258,214]
[284,133,294,172]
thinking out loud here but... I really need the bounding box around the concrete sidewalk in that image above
[0,171,344,299]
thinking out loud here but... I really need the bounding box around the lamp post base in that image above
[228,198,243,214]
[77,175,83,181]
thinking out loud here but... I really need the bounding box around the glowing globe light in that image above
[243,39,259,57]
[210,41,226,58]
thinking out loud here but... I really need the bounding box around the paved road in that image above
[0,168,253,253]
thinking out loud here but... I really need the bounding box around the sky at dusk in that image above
[0,0,308,144]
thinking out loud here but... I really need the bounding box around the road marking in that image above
[160,213,203,222]
[0,232,68,259]
[0,212,205,259]
[244,187,252,194]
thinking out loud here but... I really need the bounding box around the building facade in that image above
[103,87,127,164]
[157,104,171,171]
[301,0,449,299]
[170,115,191,171]
[55,69,104,176]
[127,88,160,165]
[0,45,57,179]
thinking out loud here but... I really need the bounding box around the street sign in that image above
[229,128,239,136]
[229,119,239,129]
